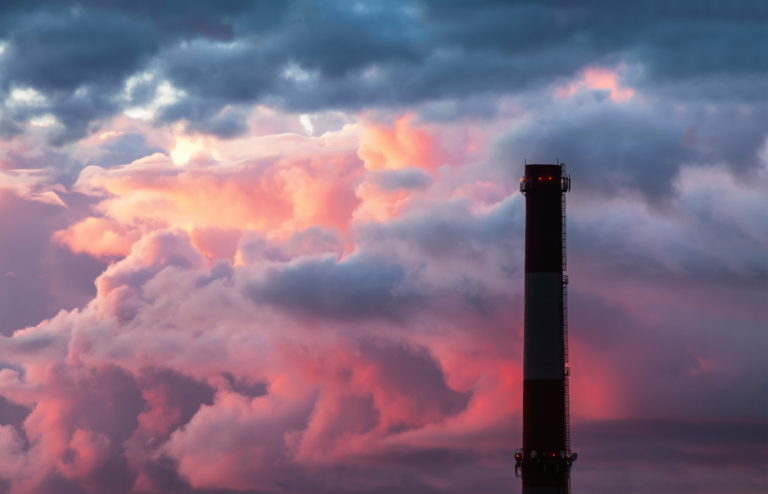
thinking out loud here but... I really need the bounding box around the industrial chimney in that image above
[515,163,576,493]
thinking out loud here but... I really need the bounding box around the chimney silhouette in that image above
[515,163,576,493]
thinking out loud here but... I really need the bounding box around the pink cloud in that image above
[357,114,451,172]
[0,104,764,493]
[53,136,362,259]
[51,115,467,261]
[0,227,528,491]
[0,169,67,207]
[555,66,635,102]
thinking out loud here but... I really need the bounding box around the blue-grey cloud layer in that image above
[0,0,765,143]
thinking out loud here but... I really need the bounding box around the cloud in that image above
[1,172,765,491]
[358,114,451,172]
[0,4,764,489]
[572,418,768,494]
[0,227,522,492]
[496,95,768,202]
[53,128,364,257]
[0,188,108,336]
[0,169,66,206]
[85,132,165,169]
[369,167,432,192]
[0,0,763,144]
[247,254,419,322]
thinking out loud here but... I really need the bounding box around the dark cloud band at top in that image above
[0,0,764,144]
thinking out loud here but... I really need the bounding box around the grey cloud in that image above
[0,10,161,144]
[160,99,250,139]
[369,167,432,191]
[358,338,470,420]
[0,2,292,144]
[221,372,267,399]
[569,287,768,420]
[244,197,524,323]
[0,0,763,144]
[73,366,145,443]
[139,368,216,435]
[2,12,160,92]
[417,95,502,122]
[195,259,235,289]
[86,132,165,168]
[140,455,191,493]
[357,196,524,266]
[575,418,768,468]
[497,99,768,202]
[247,254,422,321]
[0,396,29,427]
[0,191,107,336]
[572,418,768,494]
[238,228,345,264]
[0,147,70,171]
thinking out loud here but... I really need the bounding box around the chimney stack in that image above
[515,163,576,493]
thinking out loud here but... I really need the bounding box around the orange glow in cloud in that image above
[53,217,141,258]
[358,114,445,172]
[54,135,364,259]
[555,66,635,102]
[171,135,221,166]
[53,115,458,260]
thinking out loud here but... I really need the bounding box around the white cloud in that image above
[282,63,317,84]
[7,88,47,108]
[29,114,57,127]
[122,73,185,120]
[300,114,314,136]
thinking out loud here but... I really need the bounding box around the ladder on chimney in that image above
[562,163,572,493]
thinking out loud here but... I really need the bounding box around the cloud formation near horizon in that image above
[0,1,766,493]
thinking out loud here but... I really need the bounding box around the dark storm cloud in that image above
[0,0,764,144]
[0,1,293,143]
[0,9,161,143]
[2,12,158,92]
[247,254,422,321]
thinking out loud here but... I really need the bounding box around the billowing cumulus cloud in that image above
[0,225,523,493]
[0,1,766,493]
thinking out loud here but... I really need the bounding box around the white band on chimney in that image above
[524,272,565,381]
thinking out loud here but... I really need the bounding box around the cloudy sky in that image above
[0,1,766,493]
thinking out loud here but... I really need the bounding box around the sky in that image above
[0,1,766,493]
